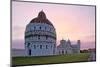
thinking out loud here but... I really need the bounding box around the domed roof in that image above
[30,10,53,26]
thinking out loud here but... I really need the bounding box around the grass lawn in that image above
[12,53,90,66]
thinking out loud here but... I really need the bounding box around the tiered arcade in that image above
[25,10,56,56]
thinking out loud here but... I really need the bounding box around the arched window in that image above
[27,43,30,47]
[39,26,41,30]
[62,50,64,54]
[38,35,40,39]
[34,26,36,30]
[46,45,48,49]
[40,45,42,49]
[29,49,31,56]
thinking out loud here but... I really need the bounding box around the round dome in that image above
[30,10,54,26]
[25,10,56,39]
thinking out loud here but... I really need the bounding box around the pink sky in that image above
[12,1,96,50]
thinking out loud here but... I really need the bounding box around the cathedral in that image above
[56,39,80,55]
[24,10,80,56]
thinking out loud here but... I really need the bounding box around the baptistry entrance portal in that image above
[29,49,31,56]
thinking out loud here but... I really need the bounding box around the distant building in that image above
[56,39,80,55]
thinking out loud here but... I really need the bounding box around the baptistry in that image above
[25,10,56,56]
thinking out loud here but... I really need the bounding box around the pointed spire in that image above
[41,9,43,12]
[38,10,46,19]
[67,38,71,44]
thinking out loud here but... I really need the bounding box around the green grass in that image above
[12,53,90,66]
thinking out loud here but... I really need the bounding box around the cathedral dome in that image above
[25,10,56,39]
[30,10,54,26]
